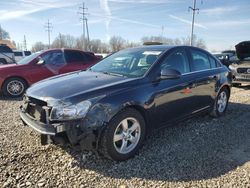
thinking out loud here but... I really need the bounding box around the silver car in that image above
[0,44,15,64]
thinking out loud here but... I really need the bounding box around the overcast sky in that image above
[0,0,250,51]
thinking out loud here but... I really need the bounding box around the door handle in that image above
[209,75,218,80]
[188,82,196,88]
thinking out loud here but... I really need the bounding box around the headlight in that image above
[50,100,91,121]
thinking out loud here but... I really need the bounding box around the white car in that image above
[13,50,32,62]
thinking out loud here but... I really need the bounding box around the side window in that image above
[41,51,65,66]
[209,56,217,68]
[24,51,31,56]
[65,51,86,63]
[14,52,23,56]
[190,49,211,71]
[83,53,95,61]
[160,49,190,74]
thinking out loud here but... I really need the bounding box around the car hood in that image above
[0,63,19,69]
[235,41,250,59]
[26,71,136,105]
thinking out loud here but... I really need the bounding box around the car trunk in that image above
[235,41,250,60]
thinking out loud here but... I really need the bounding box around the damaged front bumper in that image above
[20,111,67,136]
[20,109,102,150]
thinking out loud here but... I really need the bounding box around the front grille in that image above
[237,68,250,74]
[25,97,50,124]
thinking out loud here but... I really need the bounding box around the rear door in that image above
[60,50,96,74]
[187,48,219,111]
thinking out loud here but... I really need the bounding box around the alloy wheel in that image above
[113,117,141,154]
[7,80,25,96]
[217,91,228,113]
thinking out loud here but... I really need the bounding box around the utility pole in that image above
[59,33,63,48]
[189,0,199,46]
[78,2,88,50]
[23,35,27,51]
[85,18,90,46]
[45,19,52,48]
[0,25,2,40]
[161,26,164,42]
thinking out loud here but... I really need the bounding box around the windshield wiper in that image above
[102,71,125,77]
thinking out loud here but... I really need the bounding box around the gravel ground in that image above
[0,86,250,188]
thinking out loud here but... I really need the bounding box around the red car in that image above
[0,49,100,97]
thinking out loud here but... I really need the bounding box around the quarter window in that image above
[160,49,190,74]
[190,49,211,71]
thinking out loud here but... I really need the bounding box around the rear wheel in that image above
[2,77,28,98]
[210,87,229,117]
[99,108,146,161]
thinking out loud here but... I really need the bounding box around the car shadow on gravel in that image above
[234,84,250,90]
[0,94,22,101]
[61,101,250,182]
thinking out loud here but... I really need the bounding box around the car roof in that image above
[132,45,175,51]
[129,45,207,53]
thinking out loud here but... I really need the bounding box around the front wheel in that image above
[210,87,229,117]
[2,77,28,98]
[99,108,146,161]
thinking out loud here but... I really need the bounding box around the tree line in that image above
[0,25,207,53]
[32,33,207,53]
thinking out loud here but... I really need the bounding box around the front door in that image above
[29,50,65,83]
[152,48,197,127]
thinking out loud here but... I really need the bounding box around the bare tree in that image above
[0,25,10,40]
[182,35,206,49]
[51,34,76,49]
[109,36,126,52]
[125,41,141,48]
[142,35,206,49]
[32,42,46,52]
[88,39,102,53]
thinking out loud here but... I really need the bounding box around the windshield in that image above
[90,48,164,77]
[17,51,43,65]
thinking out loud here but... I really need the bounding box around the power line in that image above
[23,35,27,51]
[189,0,200,46]
[45,19,52,48]
[78,2,89,50]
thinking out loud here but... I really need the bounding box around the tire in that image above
[210,87,229,117]
[99,108,146,161]
[0,59,7,65]
[2,77,28,98]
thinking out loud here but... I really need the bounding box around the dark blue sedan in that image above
[20,45,232,161]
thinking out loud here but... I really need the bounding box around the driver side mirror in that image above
[36,57,45,65]
[160,67,181,80]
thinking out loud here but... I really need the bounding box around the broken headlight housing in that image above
[50,100,91,121]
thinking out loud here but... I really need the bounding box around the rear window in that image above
[0,45,13,53]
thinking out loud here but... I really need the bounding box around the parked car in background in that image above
[213,52,238,67]
[0,44,15,64]
[229,41,250,86]
[13,50,32,62]
[20,45,232,161]
[0,48,100,97]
